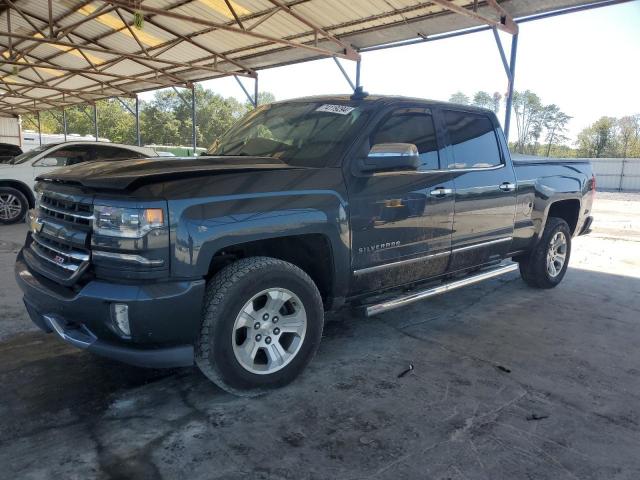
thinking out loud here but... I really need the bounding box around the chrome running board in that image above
[364,263,519,317]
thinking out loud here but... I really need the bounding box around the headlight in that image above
[93,205,165,238]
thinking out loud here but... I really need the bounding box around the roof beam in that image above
[0,58,179,90]
[129,10,256,75]
[224,0,245,30]
[102,0,360,60]
[428,0,518,34]
[266,0,358,59]
[0,31,247,77]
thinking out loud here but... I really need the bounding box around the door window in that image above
[371,109,440,170]
[34,145,89,167]
[442,110,501,169]
[90,145,145,161]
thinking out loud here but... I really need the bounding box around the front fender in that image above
[170,188,350,297]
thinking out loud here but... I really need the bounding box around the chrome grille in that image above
[40,194,93,227]
[26,192,93,285]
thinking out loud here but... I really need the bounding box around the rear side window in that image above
[443,110,501,169]
[91,146,143,160]
[371,109,439,170]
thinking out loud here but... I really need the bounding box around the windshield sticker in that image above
[316,104,355,115]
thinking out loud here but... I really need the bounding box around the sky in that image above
[141,1,640,143]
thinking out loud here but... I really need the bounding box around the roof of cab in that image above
[273,94,496,115]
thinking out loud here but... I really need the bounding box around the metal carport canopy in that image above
[0,0,624,117]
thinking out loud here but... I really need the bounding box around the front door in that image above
[439,109,517,271]
[347,107,455,294]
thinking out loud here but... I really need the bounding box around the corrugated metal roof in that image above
[0,0,609,114]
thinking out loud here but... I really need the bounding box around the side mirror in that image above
[359,143,420,173]
[36,157,61,167]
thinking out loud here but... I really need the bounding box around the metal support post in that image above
[355,59,361,89]
[234,75,257,108]
[93,103,98,140]
[332,57,355,91]
[62,108,67,141]
[37,111,42,146]
[191,83,196,154]
[254,75,259,109]
[503,32,518,141]
[135,96,141,146]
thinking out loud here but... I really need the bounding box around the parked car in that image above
[0,141,157,224]
[0,142,22,163]
[15,95,595,394]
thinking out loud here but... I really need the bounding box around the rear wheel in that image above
[195,256,324,394]
[518,217,572,289]
[0,187,28,224]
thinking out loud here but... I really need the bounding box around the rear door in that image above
[440,109,517,271]
[347,106,456,294]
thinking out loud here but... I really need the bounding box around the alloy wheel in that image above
[231,288,307,375]
[546,231,567,278]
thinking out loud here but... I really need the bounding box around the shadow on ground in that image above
[1,266,640,479]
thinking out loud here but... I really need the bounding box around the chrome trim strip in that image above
[353,250,450,276]
[44,315,96,349]
[365,263,518,316]
[92,250,164,267]
[31,234,90,262]
[30,242,80,272]
[451,237,512,253]
[41,204,94,221]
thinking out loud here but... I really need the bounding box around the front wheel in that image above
[195,257,324,394]
[518,217,572,289]
[0,187,28,224]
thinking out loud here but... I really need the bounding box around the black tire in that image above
[518,217,572,289]
[195,256,324,394]
[0,187,29,225]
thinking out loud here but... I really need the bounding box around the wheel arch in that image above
[0,180,35,208]
[543,199,581,236]
[206,233,337,309]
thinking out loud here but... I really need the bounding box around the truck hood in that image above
[36,156,295,191]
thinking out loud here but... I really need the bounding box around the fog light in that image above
[111,303,130,336]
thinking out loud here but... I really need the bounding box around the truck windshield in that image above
[209,101,368,167]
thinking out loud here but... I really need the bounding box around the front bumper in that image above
[15,251,205,368]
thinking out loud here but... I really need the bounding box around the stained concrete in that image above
[1,192,639,479]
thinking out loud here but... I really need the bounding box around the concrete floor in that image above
[1,192,639,479]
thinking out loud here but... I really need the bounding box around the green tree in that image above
[449,91,470,105]
[617,115,639,158]
[576,116,617,157]
[472,91,494,110]
[542,105,571,157]
[244,91,276,110]
[94,98,136,144]
[492,92,502,114]
[22,110,64,135]
[139,86,275,149]
[512,90,546,154]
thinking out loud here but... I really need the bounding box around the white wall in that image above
[0,115,21,147]
[513,155,640,192]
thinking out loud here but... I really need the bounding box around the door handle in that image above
[499,182,516,192]
[429,187,453,197]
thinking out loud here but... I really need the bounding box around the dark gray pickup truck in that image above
[15,95,595,393]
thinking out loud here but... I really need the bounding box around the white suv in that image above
[0,141,157,224]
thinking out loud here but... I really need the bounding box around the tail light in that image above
[590,174,596,193]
